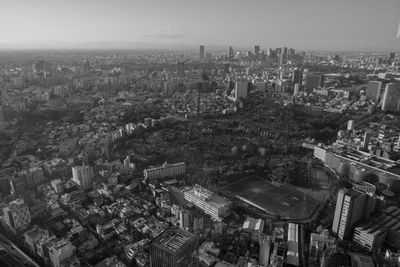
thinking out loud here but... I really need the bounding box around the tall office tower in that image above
[279,47,288,65]
[389,52,396,63]
[49,238,75,267]
[228,46,234,59]
[293,83,300,96]
[150,227,198,267]
[347,120,354,131]
[3,198,31,232]
[304,74,323,93]
[205,53,212,62]
[233,81,248,100]
[292,69,301,84]
[177,61,185,77]
[72,166,91,191]
[200,45,205,60]
[254,45,260,56]
[267,48,274,62]
[381,83,400,112]
[288,48,295,59]
[332,188,367,240]
[365,81,382,102]
[362,132,371,151]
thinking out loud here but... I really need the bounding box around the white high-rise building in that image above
[49,238,75,267]
[332,188,367,240]
[72,166,91,191]
[381,83,400,112]
[230,81,248,101]
[3,198,31,232]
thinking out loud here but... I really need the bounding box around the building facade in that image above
[366,81,382,102]
[150,228,198,267]
[332,188,367,240]
[183,185,231,221]
[382,83,400,112]
[3,198,31,232]
[72,166,91,191]
[144,162,186,181]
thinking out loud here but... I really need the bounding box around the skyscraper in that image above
[382,83,400,112]
[288,48,295,60]
[279,47,288,65]
[254,45,260,56]
[292,69,301,84]
[205,53,212,62]
[293,83,300,96]
[332,188,367,240]
[150,227,198,267]
[72,166,91,191]
[228,46,234,59]
[177,61,185,77]
[233,81,248,101]
[389,52,395,63]
[3,198,31,232]
[200,45,205,60]
[48,238,75,267]
[365,81,382,102]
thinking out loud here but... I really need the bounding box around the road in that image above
[0,233,40,267]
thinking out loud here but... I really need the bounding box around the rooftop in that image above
[152,227,196,254]
[185,184,231,208]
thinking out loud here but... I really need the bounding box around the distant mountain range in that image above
[0,40,398,53]
[0,41,248,52]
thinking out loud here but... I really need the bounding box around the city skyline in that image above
[1,0,400,51]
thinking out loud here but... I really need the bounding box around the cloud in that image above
[143,26,188,39]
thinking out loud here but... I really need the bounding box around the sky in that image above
[0,0,399,51]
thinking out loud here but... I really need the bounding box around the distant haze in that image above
[1,0,399,52]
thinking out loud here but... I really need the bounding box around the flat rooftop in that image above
[152,228,196,254]
[184,185,231,208]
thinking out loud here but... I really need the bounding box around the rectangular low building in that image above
[183,185,231,221]
[353,215,387,251]
[144,162,186,181]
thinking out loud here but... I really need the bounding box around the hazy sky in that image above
[1,0,399,51]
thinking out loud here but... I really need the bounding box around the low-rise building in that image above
[183,185,231,221]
